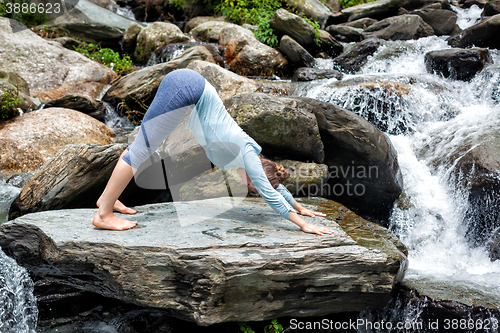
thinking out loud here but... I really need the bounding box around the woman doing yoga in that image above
[93,69,333,236]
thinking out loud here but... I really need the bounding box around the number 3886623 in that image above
[5,1,61,14]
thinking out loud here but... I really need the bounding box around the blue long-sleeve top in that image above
[185,81,296,220]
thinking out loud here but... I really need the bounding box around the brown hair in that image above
[259,154,290,189]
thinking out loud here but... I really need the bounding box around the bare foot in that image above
[97,198,136,214]
[92,211,138,231]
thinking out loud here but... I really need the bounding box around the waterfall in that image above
[0,249,38,333]
[295,35,500,319]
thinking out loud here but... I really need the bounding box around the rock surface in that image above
[363,14,435,40]
[134,22,190,63]
[0,18,117,102]
[279,160,329,196]
[291,67,342,81]
[286,0,333,22]
[341,0,404,22]
[190,21,236,42]
[0,108,115,172]
[334,37,382,73]
[279,35,316,69]
[224,93,325,163]
[0,71,32,111]
[326,25,364,42]
[411,8,457,36]
[0,197,408,325]
[270,9,316,49]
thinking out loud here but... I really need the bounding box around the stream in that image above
[1,5,500,332]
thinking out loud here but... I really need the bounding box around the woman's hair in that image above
[259,154,290,189]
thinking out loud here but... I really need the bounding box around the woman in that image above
[93,69,333,235]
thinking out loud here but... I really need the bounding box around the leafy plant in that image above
[74,42,135,75]
[264,319,284,333]
[0,0,47,27]
[303,17,321,47]
[0,91,21,120]
[339,0,375,8]
[255,15,278,48]
[238,322,255,333]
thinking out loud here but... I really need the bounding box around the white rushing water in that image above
[297,35,500,307]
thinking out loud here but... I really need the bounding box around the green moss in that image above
[0,91,21,121]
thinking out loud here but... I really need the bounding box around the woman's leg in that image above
[93,151,137,230]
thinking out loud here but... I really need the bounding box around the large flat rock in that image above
[0,197,407,325]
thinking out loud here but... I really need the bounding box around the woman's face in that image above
[237,168,258,193]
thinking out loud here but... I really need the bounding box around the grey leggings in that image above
[122,69,206,169]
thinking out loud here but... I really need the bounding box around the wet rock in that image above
[45,94,101,113]
[300,97,403,222]
[224,93,324,163]
[326,24,364,42]
[8,144,125,219]
[190,21,235,43]
[341,17,378,29]
[341,0,404,22]
[412,8,457,35]
[334,37,382,73]
[363,15,435,40]
[0,108,115,172]
[279,160,329,196]
[219,24,288,76]
[150,42,223,66]
[316,29,344,57]
[88,0,117,12]
[424,48,493,81]
[489,228,500,261]
[279,35,316,69]
[291,67,343,81]
[184,16,230,33]
[48,22,123,47]
[0,197,407,325]
[270,9,316,49]
[483,0,500,16]
[0,18,117,102]
[134,22,190,63]
[285,0,333,23]
[402,0,444,10]
[122,22,143,54]
[0,71,32,111]
[104,46,218,113]
[447,14,500,49]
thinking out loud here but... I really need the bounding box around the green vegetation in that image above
[264,319,284,333]
[74,42,135,75]
[0,0,47,27]
[339,0,376,8]
[303,17,321,47]
[238,322,255,333]
[0,91,21,121]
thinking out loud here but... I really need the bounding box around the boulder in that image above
[0,108,115,172]
[279,35,316,69]
[184,16,230,33]
[411,8,457,35]
[334,37,382,73]
[190,21,236,42]
[270,9,316,49]
[298,97,403,222]
[88,0,117,11]
[447,14,500,49]
[50,37,82,50]
[224,93,324,163]
[291,67,343,81]
[285,0,333,23]
[0,71,32,111]
[363,14,435,40]
[149,43,224,66]
[47,0,138,31]
[279,160,329,196]
[341,17,378,29]
[316,29,344,57]
[103,46,218,113]
[0,197,408,325]
[47,22,123,47]
[341,0,404,22]
[134,22,190,63]
[186,61,260,100]
[218,25,288,76]
[483,0,500,16]
[44,94,101,113]
[424,48,493,81]
[0,18,117,102]
[122,22,143,54]
[325,0,341,12]
[8,144,126,219]
[326,24,364,42]
[402,0,444,10]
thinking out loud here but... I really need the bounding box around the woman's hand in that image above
[298,207,326,218]
[301,222,334,236]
